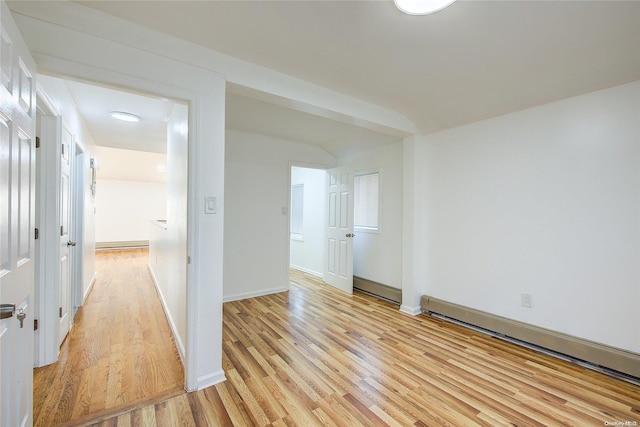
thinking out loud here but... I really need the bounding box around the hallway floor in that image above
[33,249,184,427]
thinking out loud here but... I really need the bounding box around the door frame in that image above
[29,52,227,391]
[34,86,62,367]
[287,161,332,286]
[72,142,85,313]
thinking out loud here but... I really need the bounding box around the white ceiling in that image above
[31,1,640,158]
[63,79,174,154]
[74,0,640,134]
[47,74,400,158]
[226,92,401,158]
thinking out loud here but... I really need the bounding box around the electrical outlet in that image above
[521,293,533,308]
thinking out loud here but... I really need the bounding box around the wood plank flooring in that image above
[33,249,184,427]
[83,268,639,426]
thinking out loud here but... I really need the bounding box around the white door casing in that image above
[324,168,354,294]
[58,126,72,347]
[34,101,63,367]
[0,2,37,426]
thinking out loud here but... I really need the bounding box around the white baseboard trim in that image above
[289,265,323,278]
[400,305,422,316]
[223,286,288,303]
[83,272,97,304]
[196,370,227,391]
[147,263,186,366]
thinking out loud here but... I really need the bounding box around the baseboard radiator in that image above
[354,276,401,304]
[421,295,640,379]
[96,240,149,249]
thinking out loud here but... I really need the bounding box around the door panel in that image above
[323,168,354,294]
[0,3,36,426]
[58,127,72,346]
[0,116,10,274]
[17,133,32,262]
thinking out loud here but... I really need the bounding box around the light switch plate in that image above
[205,196,216,214]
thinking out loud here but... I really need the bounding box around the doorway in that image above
[288,163,356,294]
[33,76,188,374]
[288,165,327,279]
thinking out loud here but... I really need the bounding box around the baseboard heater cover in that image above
[96,240,149,249]
[421,295,640,379]
[353,276,401,304]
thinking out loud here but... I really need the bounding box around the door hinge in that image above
[59,307,62,318]
[34,319,38,331]
[35,227,39,240]
[36,136,40,148]
[187,256,191,265]
[60,226,64,236]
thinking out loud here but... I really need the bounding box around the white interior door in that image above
[323,167,354,294]
[0,3,37,426]
[58,127,73,346]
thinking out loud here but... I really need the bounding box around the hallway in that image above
[33,249,184,426]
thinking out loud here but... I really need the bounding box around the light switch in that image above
[205,196,216,214]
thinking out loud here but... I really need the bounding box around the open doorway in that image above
[289,164,357,295]
[32,75,190,422]
[288,165,327,279]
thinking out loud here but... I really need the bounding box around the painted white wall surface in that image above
[37,75,97,303]
[94,179,167,243]
[339,142,404,289]
[224,130,336,301]
[414,81,640,353]
[95,146,168,183]
[289,167,326,277]
[148,103,189,362]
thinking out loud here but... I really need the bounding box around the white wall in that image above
[289,167,326,277]
[224,130,336,301]
[94,146,167,243]
[413,82,640,353]
[148,104,188,361]
[94,179,167,243]
[340,142,404,289]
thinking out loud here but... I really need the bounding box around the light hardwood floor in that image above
[33,249,184,427]
[77,266,639,426]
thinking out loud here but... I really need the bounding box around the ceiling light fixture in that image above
[394,0,457,15]
[110,111,141,122]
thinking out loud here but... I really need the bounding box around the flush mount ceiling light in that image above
[394,0,457,15]
[110,111,141,122]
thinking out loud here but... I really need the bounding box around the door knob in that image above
[345,233,355,238]
[1,304,15,319]
[67,241,77,247]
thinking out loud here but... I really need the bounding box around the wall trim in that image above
[82,272,97,305]
[197,370,227,390]
[96,240,149,249]
[224,286,288,303]
[421,295,640,379]
[400,305,422,316]
[148,264,186,367]
[290,265,323,278]
[354,276,401,304]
